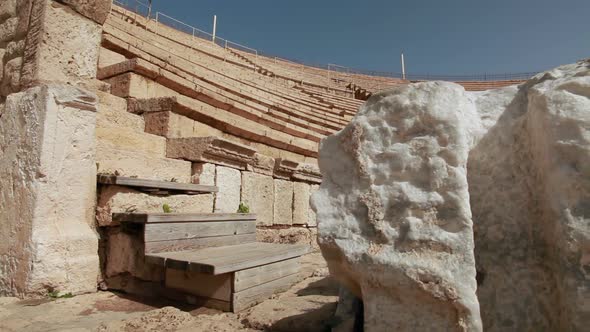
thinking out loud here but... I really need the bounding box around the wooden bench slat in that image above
[146,243,309,275]
[144,221,256,242]
[98,174,218,193]
[113,213,257,224]
[145,233,256,254]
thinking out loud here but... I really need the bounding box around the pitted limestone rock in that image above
[312,82,482,331]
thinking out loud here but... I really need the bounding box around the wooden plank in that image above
[162,288,231,312]
[113,213,257,224]
[145,233,256,253]
[144,221,256,242]
[232,273,300,312]
[97,174,219,193]
[234,258,300,292]
[146,243,310,275]
[165,268,232,301]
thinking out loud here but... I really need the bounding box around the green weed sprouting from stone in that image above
[237,202,250,213]
[47,291,74,299]
[162,203,172,213]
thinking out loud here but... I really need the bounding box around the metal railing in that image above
[111,0,538,82]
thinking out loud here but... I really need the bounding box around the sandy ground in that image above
[0,253,339,332]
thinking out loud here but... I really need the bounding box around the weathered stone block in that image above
[215,166,241,213]
[98,47,126,69]
[0,56,21,95]
[96,185,214,227]
[59,0,112,25]
[312,82,482,331]
[0,84,99,297]
[256,227,315,248]
[0,0,16,22]
[0,17,17,43]
[191,163,215,186]
[167,136,257,170]
[20,1,102,87]
[4,39,24,61]
[293,182,311,226]
[241,172,274,226]
[273,179,293,225]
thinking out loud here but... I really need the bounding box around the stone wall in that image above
[0,0,112,297]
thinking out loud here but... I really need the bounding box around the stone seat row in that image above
[99,60,320,159]
[101,21,349,131]
[108,10,353,123]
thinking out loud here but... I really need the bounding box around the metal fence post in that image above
[212,15,217,43]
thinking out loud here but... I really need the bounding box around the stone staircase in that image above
[95,90,309,312]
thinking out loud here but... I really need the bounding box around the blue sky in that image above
[146,0,590,76]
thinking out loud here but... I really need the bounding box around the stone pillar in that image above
[0,0,112,297]
[0,84,99,296]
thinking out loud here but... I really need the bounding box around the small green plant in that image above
[237,202,250,213]
[162,203,172,213]
[47,291,74,299]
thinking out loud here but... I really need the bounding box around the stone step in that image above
[96,145,192,183]
[96,122,167,158]
[96,90,145,132]
[97,175,218,195]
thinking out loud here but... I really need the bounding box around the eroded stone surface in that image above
[312,82,482,331]
[241,172,274,226]
[215,166,241,213]
[96,185,214,227]
[314,59,590,331]
[469,60,590,331]
[0,84,99,297]
[273,179,294,225]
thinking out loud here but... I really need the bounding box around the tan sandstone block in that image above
[256,227,316,249]
[96,185,214,227]
[273,179,294,225]
[293,182,312,226]
[96,91,145,132]
[241,172,274,226]
[191,163,216,185]
[0,17,17,43]
[96,145,191,183]
[0,49,5,82]
[98,47,126,69]
[96,123,167,158]
[0,84,99,296]
[0,57,21,99]
[0,0,16,22]
[4,39,24,61]
[215,166,241,213]
[59,0,112,24]
[22,2,102,86]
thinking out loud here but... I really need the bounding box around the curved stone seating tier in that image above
[104,14,350,123]
[101,23,348,132]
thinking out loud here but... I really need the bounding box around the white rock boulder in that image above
[312,82,483,331]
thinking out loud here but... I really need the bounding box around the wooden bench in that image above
[114,212,309,312]
[98,174,218,195]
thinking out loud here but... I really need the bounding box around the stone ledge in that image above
[58,0,112,25]
[274,158,322,184]
[167,136,257,171]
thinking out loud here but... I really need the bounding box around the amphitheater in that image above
[0,1,588,331]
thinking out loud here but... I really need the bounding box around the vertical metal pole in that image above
[212,15,217,43]
[147,0,152,19]
[401,52,406,80]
